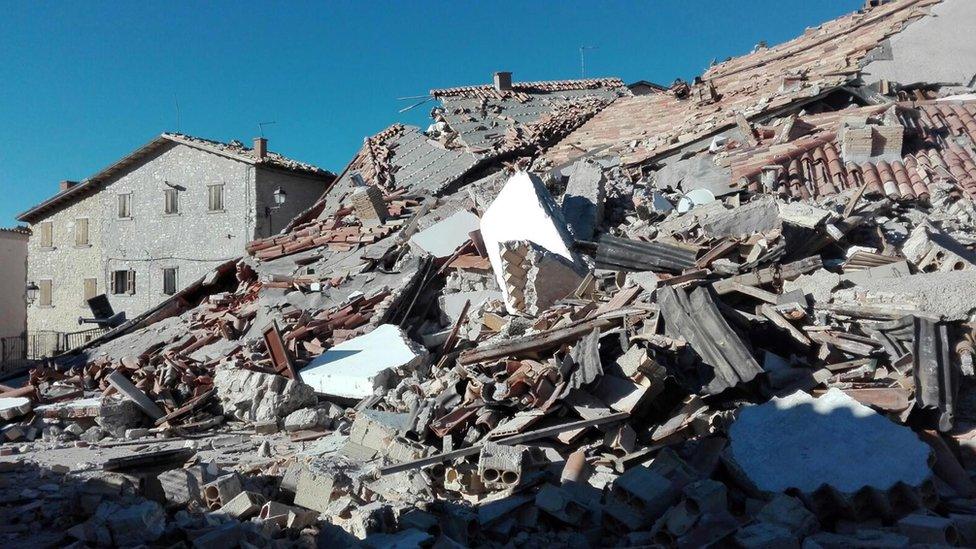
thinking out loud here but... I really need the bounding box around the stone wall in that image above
[0,230,28,338]
[26,193,103,334]
[101,142,255,318]
[254,168,330,238]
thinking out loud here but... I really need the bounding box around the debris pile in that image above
[6,1,976,546]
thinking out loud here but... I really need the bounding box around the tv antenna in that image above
[580,45,598,78]
[258,121,277,137]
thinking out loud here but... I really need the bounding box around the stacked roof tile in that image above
[726,99,976,201]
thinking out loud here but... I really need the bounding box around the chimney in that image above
[253,137,268,160]
[59,180,78,192]
[493,71,513,92]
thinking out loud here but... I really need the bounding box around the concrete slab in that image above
[300,324,428,399]
[0,396,32,420]
[727,388,931,493]
[409,210,480,259]
[480,171,585,314]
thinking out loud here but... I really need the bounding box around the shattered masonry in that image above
[8,1,976,547]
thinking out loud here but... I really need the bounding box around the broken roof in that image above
[17,132,334,224]
[544,0,942,168]
[725,98,976,201]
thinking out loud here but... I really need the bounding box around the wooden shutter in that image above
[83,278,97,302]
[126,270,136,294]
[165,189,178,214]
[39,280,52,307]
[118,194,131,218]
[109,271,116,294]
[75,218,89,246]
[209,185,224,211]
[39,222,52,248]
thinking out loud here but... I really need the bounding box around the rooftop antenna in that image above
[580,45,598,78]
[174,94,181,133]
[257,121,277,137]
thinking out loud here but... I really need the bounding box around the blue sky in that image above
[0,0,862,227]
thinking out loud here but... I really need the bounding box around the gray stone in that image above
[213,364,316,423]
[734,522,799,549]
[727,389,931,494]
[561,159,605,240]
[97,500,166,546]
[756,494,819,536]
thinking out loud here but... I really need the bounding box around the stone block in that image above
[610,465,678,526]
[897,513,959,545]
[733,522,799,549]
[351,185,387,226]
[756,494,819,536]
[561,159,606,240]
[213,364,316,423]
[221,491,266,520]
[535,484,588,525]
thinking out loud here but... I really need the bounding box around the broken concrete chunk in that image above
[902,221,976,273]
[727,389,931,494]
[0,396,32,420]
[301,324,428,399]
[480,171,587,315]
[733,522,799,549]
[561,158,606,240]
[283,407,332,432]
[897,513,959,545]
[409,209,480,258]
[755,493,819,536]
[213,364,316,423]
[479,441,530,491]
[221,491,266,520]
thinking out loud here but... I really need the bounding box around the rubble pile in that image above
[6,0,976,546]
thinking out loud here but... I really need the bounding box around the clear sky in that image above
[0,0,862,227]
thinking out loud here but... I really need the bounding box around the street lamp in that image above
[25,282,38,306]
[265,187,288,235]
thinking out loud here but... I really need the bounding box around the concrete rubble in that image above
[6,1,976,546]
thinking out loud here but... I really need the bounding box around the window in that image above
[111,270,135,295]
[208,184,224,211]
[118,193,132,218]
[38,279,52,307]
[83,278,97,303]
[38,222,53,248]
[162,267,178,296]
[75,218,89,246]
[164,188,179,214]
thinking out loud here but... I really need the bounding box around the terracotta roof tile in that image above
[544,0,941,168]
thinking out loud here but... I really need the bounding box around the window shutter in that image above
[75,218,89,246]
[39,222,52,248]
[126,270,136,294]
[83,278,97,302]
[39,280,52,307]
[109,272,116,294]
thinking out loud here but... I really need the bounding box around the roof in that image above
[430,77,627,159]
[726,98,976,201]
[0,226,30,237]
[544,0,942,167]
[430,77,626,101]
[17,133,334,223]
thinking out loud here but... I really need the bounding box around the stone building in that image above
[0,227,29,340]
[17,133,333,336]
